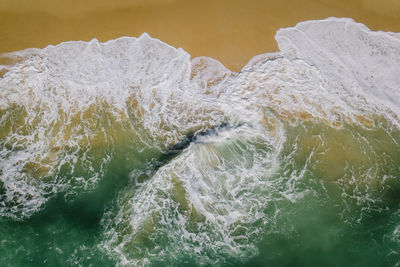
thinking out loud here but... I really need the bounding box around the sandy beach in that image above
[2,2,400,266]
[0,0,400,70]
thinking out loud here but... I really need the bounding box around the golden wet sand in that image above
[0,0,400,70]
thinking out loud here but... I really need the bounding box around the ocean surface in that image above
[1,17,400,266]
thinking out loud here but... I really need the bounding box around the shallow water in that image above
[1,18,400,266]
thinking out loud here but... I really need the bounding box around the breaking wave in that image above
[1,17,400,266]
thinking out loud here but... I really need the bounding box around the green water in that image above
[1,119,399,266]
[1,21,400,266]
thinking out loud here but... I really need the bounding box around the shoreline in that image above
[1,0,400,70]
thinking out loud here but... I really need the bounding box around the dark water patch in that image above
[0,123,239,266]
[0,159,131,266]
[157,122,235,167]
[0,176,4,196]
[0,198,116,266]
[0,143,157,266]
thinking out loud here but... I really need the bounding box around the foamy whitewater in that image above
[1,18,400,266]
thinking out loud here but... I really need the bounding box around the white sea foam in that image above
[275,17,400,126]
[101,124,285,266]
[1,16,400,265]
[0,48,42,77]
[100,18,400,265]
[0,34,229,218]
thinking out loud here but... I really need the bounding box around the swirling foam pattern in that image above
[1,18,400,266]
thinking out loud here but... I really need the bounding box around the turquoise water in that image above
[1,121,400,266]
[1,18,400,266]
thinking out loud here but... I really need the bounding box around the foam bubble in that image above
[275,17,400,127]
[0,34,229,219]
[101,123,285,265]
[1,17,400,265]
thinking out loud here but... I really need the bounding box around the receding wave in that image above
[1,17,400,266]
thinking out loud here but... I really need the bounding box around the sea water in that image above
[1,18,400,266]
